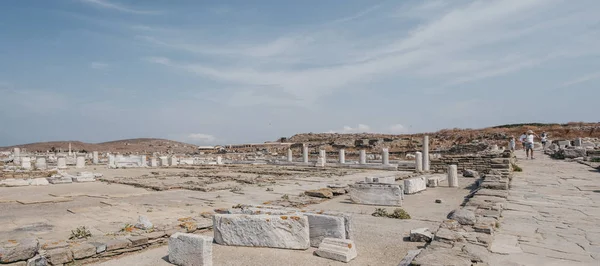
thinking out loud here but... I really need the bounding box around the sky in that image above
[0,0,599,146]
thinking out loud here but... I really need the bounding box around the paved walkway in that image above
[489,152,600,266]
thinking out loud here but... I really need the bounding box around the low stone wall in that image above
[409,151,516,265]
[0,219,212,265]
[430,151,514,177]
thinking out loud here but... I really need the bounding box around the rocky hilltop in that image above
[284,122,600,153]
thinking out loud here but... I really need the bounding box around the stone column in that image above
[92,151,99,164]
[13,148,21,164]
[216,156,223,165]
[21,157,31,170]
[303,145,309,163]
[382,148,389,165]
[57,156,67,169]
[76,156,85,169]
[140,155,147,167]
[68,143,72,156]
[415,152,423,172]
[35,156,47,170]
[319,149,326,163]
[160,157,168,167]
[423,136,430,171]
[170,156,178,166]
[448,165,458,187]
[150,157,158,167]
[287,149,293,162]
[359,150,366,164]
[339,149,345,164]
[108,154,116,168]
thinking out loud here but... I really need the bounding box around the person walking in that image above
[519,132,528,150]
[541,132,548,150]
[525,130,539,159]
[509,136,516,151]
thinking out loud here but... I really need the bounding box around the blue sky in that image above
[1,0,599,146]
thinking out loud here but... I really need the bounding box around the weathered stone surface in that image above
[349,183,403,206]
[449,209,476,225]
[412,248,472,266]
[135,215,153,230]
[473,223,494,235]
[213,214,310,250]
[89,242,107,253]
[72,176,95,183]
[304,213,346,248]
[45,247,73,265]
[435,228,464,244]
[71,243,96,259]
[398,249,422,266]
[314,238,357,263]
[330,188,346,195]
[553,148,587,159]
[489,234,522,254]
[0,178,30,187]
[128,236,148,246]
[169,233,213,266]
[480,180,508,190]
[475,189,508,198]
[440,219,461,230]
[410,228,432,242]
[26,254,47,266]
[105,238,130,251]
[29,178,49,186]
[461,243,489,262]
[404,176,427,194]
[0,238,38,263]
[463,169,479,178]
[47,176,72,184]
[304,188,334,199]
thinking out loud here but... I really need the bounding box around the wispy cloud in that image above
[560,71,600,88]
[90,62,109,69]
[141,0,599,107]
[79,0,159,15]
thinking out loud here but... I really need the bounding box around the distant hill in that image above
[284,122,600,152]
[0,138,199,154]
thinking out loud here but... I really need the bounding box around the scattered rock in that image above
[435,228,464,244]
[26,254,47,266]
[463,169,479,178]
[45,247,73,265]
[410,228,433,242]
[305,188,334,199]
[0,238,39,263]
[71,243,97,259]
[169,233,213,266]
[449,209,476,225]
[435,199,443,204]
[314,238,357,263]
[330,188,346,195]
[440,219,461,230]
[135,215,153,230]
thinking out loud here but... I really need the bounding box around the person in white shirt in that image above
[509,136,516,151]
[540,132,548,150]
[525,130,539,159]
[519,132,527,150]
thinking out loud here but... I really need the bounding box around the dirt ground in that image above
[0,164,476,266]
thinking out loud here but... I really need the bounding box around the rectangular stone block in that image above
[213,214,310,250]
[480,181,508,190]
[46,247,73,265]
[304,213,346,248]
[105,238,130,251]
[349,183,403,206]
[71,243,96,259]
[315,238,357,263]
[169,233,213,266]
[404,176,427,194]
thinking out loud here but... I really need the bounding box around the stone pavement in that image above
[488,152,600,266]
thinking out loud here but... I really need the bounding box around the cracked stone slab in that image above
[489,234,522,254]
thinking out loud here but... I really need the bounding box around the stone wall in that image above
[429,151,514,177]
